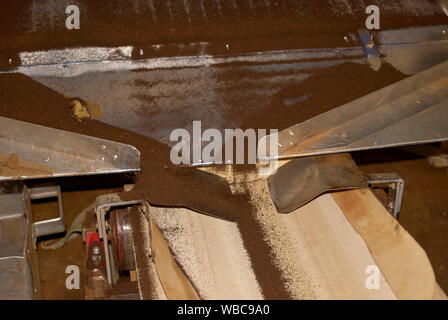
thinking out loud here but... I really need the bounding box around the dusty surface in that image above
[151,205,263,299]
[1,0,447,69]
[0,73,245,223]
[228,62,407,132]
[0,72,289,298]
[248,181,397,299]
[0,152,55,177]
[1,58,447,298]
[128,206,167,299]
[31,61,408,150]
[333,188,436,300]
[1,1,447,297]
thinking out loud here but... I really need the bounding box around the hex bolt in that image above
[92,245,101,255]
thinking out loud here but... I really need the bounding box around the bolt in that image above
[92,246,101,255]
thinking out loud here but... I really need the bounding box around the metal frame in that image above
[259,60,448,162]
[95,194,145,285]
[364,173,405,219]
[29,185,65,249]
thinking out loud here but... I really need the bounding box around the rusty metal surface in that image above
[261,60,448,161]
[268,153,365,213]
[1,0,447,70]
[14,24,446,151]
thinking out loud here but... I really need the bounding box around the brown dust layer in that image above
[0,60,410,298]
[227,62,406,133]
[1,1,448,68]
[0,73,245,222]
[0,72,292,298]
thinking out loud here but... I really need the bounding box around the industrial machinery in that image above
[0,117,140,299]
[1,0,448,301]
[1,56,448,298]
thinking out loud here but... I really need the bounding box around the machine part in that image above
[364,173,405,219]
[0,193,27,257]
[90,242,103,267]
[87,239,106,270]
[0,116,141,297]
[0,184,72,298]
[83,223,140,299]
[83,225,108,300]
[0,257,34,300]
[84,231,105,271]
[259,60,448,162]
[107,243,120,285]
[110,208,136,271]
[0,116,140,181]
[87,268,108,299]
[42,201,95,250]
[29,185,65,249]
[0,191,40,299]
[268,153,366,213]
[358,29,382,71]
[95,193,145,285]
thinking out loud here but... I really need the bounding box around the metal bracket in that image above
[364,173,405,219]
[29,185,66,249]
[95,194,145,285]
